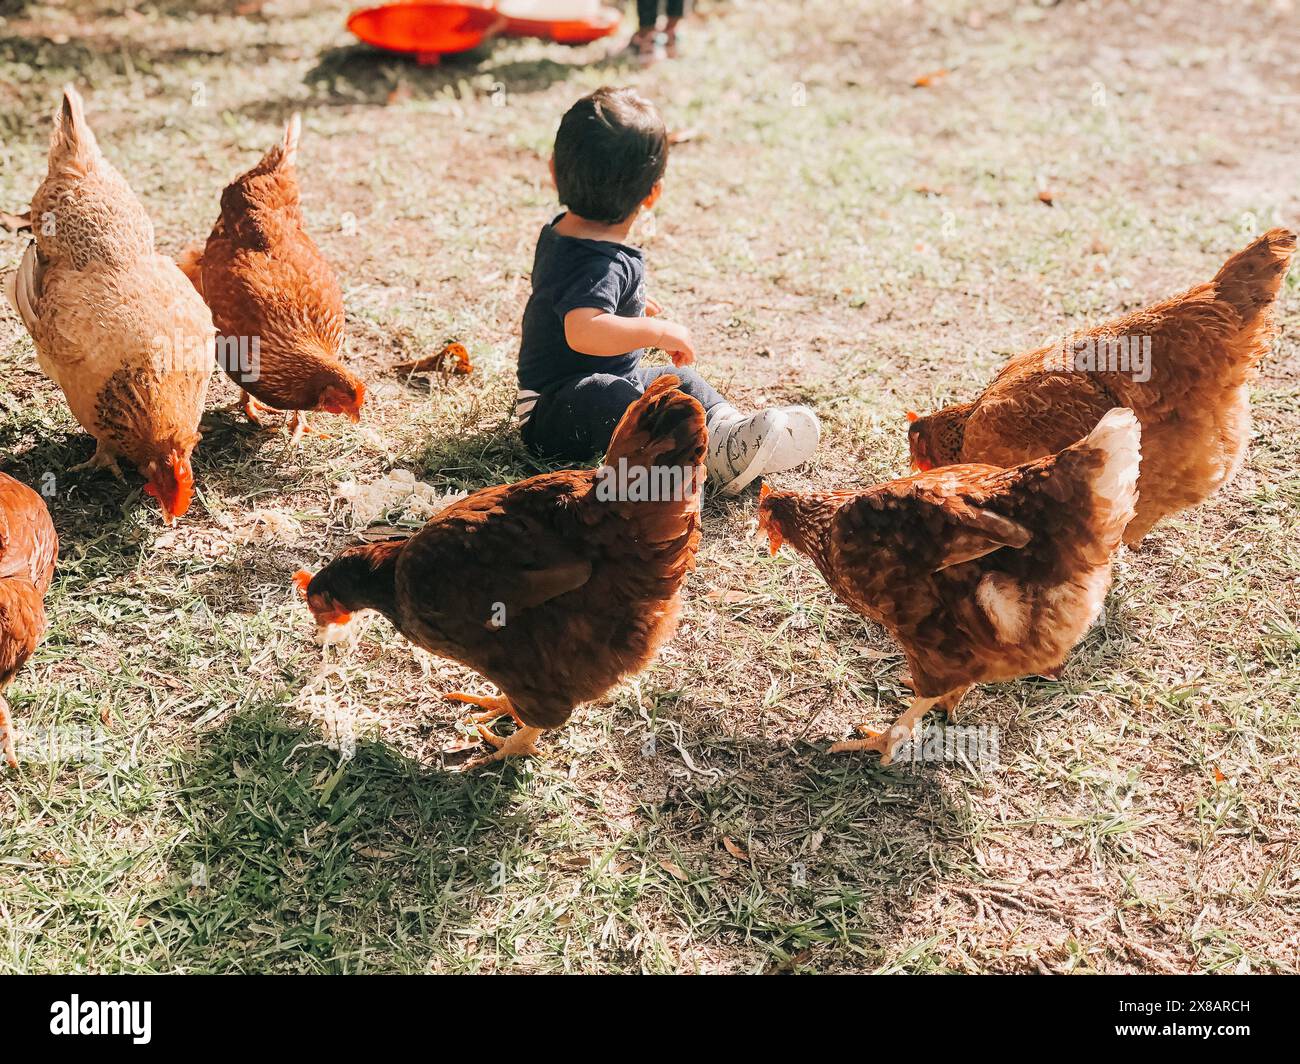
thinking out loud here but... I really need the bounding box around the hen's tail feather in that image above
[1212,227,1296,328]
[603,375,708,482]
[1066,407,1141,558]
[249,114,301,177]
[50,85,97,165]
[281,114,301,168]
[597,377,707,575]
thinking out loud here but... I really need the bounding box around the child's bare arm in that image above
[565,308,695,365]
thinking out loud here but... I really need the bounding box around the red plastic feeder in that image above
[347,3,505,64]
[499,5,620,44]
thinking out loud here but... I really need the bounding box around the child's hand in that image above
[645,295,662,317]
[657,321,696,367]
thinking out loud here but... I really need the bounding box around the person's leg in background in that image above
[664,0,688,58]
[523,372,645,462]
[630,0,662,65]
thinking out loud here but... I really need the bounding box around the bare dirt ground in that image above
[0,0,1297,973]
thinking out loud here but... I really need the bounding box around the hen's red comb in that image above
[292,569,313,595]
[906,410,920,423]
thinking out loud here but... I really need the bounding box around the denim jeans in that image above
[521,364,726,461]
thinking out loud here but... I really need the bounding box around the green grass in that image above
[1,0,1297,973]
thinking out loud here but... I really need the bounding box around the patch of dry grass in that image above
[0,0,1297,973]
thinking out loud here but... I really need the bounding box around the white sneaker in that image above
[706,407,790,496]
[766,405,821,472]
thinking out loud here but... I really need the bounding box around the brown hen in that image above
[0,473,59,770]
[295,376,706,768]
[760,409,1140,764]
[180,116,364,441]
[908,229,1295,544]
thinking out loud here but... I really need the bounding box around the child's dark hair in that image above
[553,87,668,226]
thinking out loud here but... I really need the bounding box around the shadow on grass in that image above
[0,417,162,559]
[301,44,497,108]
[154,704,528,972]
[0,403,297,545]
[620,707,980,971]
[412,421,552,491]
[299,45,614,109]
[157,697,970,972]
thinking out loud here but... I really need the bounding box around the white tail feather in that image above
[282,114,301,168]
[1078,407,1141,536]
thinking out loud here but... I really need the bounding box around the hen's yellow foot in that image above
[445,691,516,726]
[829,727,907,763]
[238,392,271,426]
[287,411,330,444]
[830,694,943,765]
[449,686,514,723]
[69,447,124,480]
[463,725,544,770]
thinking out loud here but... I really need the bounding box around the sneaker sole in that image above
[765,407,821,473]
[712,412,789,497]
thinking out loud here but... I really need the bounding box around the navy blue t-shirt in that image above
[517,214,647,394]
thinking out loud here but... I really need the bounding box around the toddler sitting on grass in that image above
[515,86,819,495]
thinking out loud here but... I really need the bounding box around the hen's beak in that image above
[347,383,366,423]
[292,569,353,627]
[143,452,194,524]
[756,483,784,555]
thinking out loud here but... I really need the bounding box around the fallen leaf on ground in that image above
[659,860,689,881]
[441,734,484,754]
[722,836,749,860]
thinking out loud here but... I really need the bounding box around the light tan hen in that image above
[4,86,214,523]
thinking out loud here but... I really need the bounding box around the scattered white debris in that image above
[355,424,396,455]
[234,508,302,544]
[333,468,464,527]
[152,507,302,556]
[291,663,364,762]
[411,644,438,679]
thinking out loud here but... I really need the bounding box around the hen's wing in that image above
[960,357,1114,466]
[396,473,595,631]
[832,467,1033,585]
[6,241,46,339]
[31,254,212,461]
